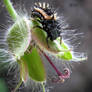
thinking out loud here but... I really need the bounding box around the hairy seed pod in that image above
[7,17,31,59]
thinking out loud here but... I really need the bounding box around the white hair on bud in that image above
[24,77,46,92]
[0,49,15,63]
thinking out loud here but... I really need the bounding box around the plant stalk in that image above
[41,83,45,92]
[3,0,18,20]
[13,79,22,92]
[42,51,70,79]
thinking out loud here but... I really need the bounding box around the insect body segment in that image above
[31,2,61,45]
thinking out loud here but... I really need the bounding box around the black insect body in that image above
[31,2,61,45]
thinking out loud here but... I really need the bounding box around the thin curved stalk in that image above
[13,79,23,92]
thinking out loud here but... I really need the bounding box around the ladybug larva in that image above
[31,2,62,46]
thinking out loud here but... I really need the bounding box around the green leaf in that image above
[21,48,46,82]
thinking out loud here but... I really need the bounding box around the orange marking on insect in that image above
[34,7,53,20]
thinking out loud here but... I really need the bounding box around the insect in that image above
[31,2,62,46]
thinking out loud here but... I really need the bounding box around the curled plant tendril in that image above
[41,50,70,83]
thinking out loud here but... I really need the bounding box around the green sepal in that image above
[18,60,28,82]
[21,47,46,82]
[57,41,72,61]
[30,19,43,28]
[56,38,87,61]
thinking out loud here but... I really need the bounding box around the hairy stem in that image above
[42,51,70,80]
[3,0,18,20]
[41,83,45,92]
[12,79,22,92]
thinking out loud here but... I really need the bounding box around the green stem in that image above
[3,0,18,20]
[41,83,45,92]
[13,79,23,92]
